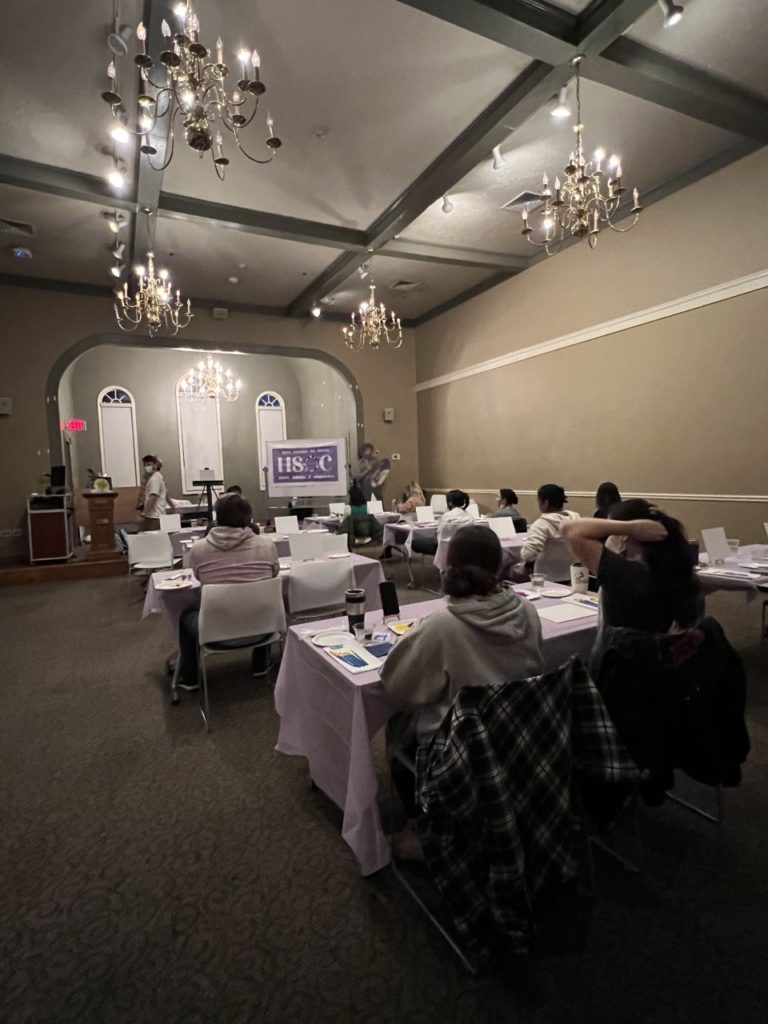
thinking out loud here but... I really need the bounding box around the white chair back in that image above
[764,522,768,542]
[533,539,573,583]
[126,531,174,568]
[198,578,285,646]
[467,501,480,519]
[488,517,515,539]
[416,505,436,523]
[430,493,448,514]
[158,513,182,531]
[367,499,384,514]
[274,515,300,534]
[321,533,350,555]
[329,502,346,516]
[701,527,731,563]
[287,560,355,615]
[289,532,325,561]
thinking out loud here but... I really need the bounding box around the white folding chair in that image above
[488,517,515,540]
[196,578,286,731]
[287,560,354,621]
[329,502,346,516]
[126,532,175,591]
[430,493,448,514]
[289,532,325,561]
[321,533,350,555]
[158,513,182,531]
[274,515,300,534]
[367,499,384,514]
[467,501,480,519]
[533,539,573,583]
[415,505,436,523]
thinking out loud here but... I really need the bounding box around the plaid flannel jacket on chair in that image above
[414,656,637,957]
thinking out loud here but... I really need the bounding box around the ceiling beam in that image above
[585,38,768,145]
[0,155,134,213]
[287,59,569,316]
[158,192,368,251]
[393,0,575,65]
[379,239,528,272]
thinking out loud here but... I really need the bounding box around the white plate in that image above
[541,587,569,598]
[155,579,194,590]
[326,552,351,559]
[311,630,355,648]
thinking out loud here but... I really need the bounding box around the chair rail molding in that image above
[414,267,768,393]
[425,489,768,504]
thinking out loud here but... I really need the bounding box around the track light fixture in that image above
[358,262,370,280]
[311,304,322,318]
[441,194,454,214]
[491,145,506,171]
[657,0,684,27]
[104,210,127,233]
[551,86,571,120]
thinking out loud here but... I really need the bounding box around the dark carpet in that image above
[1,559,767,1024]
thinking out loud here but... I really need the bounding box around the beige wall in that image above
[0,286,418,557]
[415,147,768,543]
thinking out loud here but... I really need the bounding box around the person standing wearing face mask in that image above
[139,454,173,530]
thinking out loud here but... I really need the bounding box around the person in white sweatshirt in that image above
[177,493,279,689]
[436,488,476,541]
[381,525,543,856]
[517,483,580,574]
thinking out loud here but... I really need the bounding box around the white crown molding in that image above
[426,488,768,504]
[414,267,768,393]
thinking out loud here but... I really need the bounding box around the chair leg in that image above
[665,786,723,824]
[170,650,181,706]
[199,651,211,732]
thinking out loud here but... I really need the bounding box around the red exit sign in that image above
[60,419,87,432]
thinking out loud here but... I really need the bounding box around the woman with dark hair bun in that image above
[494,488,523,520]
[381,525,543,742]
[594,482,622,519]
[562,499,701,632]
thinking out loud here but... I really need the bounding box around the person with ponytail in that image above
[561,499,701,632]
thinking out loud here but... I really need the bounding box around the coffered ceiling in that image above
[0,0,765,328]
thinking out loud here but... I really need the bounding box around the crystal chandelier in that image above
[521,56,642,255]
[342,280,403,351]
[114,251,193,337]
[179,354,242,402]
[101,1,282,180]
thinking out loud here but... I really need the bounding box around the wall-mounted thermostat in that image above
[383,407,394,422]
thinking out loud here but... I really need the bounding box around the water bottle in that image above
[345,588,366,633]
[570,561,589,593]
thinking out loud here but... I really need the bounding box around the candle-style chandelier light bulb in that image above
[521,56,642,255]
[100,0,282,180]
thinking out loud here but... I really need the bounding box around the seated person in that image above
[493,487,523,520]
[517,483,580,573]
[561,498,700,633]
[594,481,621,520]
[339,481,383,547]
[436,488,475,540]
[177,493,280,690]
[393,481,426,515]
[205,485,260,535]
[381,525,543,856]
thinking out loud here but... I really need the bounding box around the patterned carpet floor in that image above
[1,559,767,1024]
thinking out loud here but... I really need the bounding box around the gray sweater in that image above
[380,584,544,741]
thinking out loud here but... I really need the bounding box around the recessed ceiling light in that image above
[227,275,239,284]
[312,126,330,138]
[237,262,247,269]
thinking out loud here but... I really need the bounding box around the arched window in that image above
[97,386,139,486]
[176,377,224,493]
[256,391,286,490]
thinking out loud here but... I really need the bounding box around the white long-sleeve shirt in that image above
[520,509,581,564]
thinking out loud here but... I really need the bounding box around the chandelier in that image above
[101,1,281,180]
[179,354,242,402]
[521,56,642,255]
[114,251,193,337]
[342,280,403,351]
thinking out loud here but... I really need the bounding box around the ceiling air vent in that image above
[388,279,420,292]
[501,191,545,212]
[0,218,35,236]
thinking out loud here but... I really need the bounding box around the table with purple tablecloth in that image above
[143,553,387,636]
[697,544,768,602]
[273,593,599,876]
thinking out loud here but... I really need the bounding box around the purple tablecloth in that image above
[697,545,768,602]
[143,554,386,636]
[274,593,599,875]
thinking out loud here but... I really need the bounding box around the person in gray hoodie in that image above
[177,493,279,689]
[381,526,543,856]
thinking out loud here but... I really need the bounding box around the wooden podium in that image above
[82,491,122,561]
